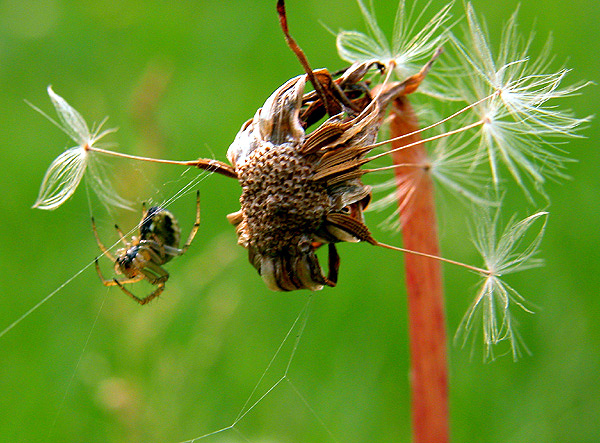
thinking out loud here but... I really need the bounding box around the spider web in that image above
[175,296,340,443]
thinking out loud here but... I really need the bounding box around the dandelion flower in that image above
[32,86,131,210]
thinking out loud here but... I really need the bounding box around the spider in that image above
[92,191,200,305]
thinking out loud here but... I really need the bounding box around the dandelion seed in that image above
[336,0,453,95]
[32,86,131,210]
[455,210,548,360]
[452,3,592,197]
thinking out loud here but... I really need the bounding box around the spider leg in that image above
[91,218,117,262]
[96,258,159,305]
[94,258,144,286]
[138,239,168,263]
[113,224,130,248]
[179,190,201,255]
[114,278,165,305]
[150,236,168,261]
[120,263,168,305]
[140,262,170,284]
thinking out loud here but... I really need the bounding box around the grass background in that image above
[0,0,598,442]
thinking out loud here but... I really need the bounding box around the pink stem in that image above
[389,96,449,443]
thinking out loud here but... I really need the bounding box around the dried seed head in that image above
[227,61,411,292]
[228,75,337,291]
[237,143,330,257]
[224,45,444,292]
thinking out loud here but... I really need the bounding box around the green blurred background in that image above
[1,0,598,442]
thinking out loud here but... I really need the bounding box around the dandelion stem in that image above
[389,96,449,443]
[87,146,237,178]
[277,0,337,115]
